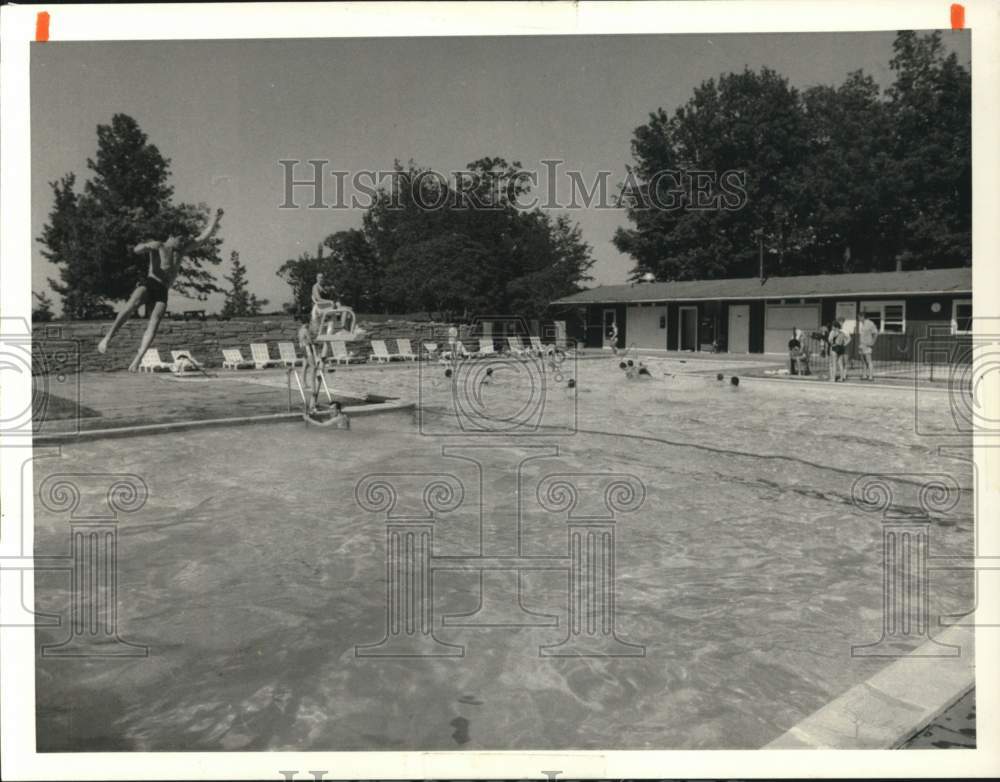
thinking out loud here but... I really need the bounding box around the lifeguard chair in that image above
[312,300,364,359]
[288,302,367,412]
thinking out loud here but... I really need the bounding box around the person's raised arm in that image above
[133,239,162,255]
[187,208,223,251]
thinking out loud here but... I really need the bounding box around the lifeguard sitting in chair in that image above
[311,300,366,359]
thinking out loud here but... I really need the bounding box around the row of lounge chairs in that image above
[428,336,559,361]
[137,335,566,373]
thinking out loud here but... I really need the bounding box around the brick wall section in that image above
[32,317,475,374]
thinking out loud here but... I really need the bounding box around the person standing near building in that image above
[829,319,850,382]
[857,312,879,381]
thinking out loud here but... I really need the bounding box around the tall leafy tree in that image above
[615,33,970,280]
[322,229,383,312]
[39,114,224,317]
[882,31,971,269]
[359,158,593,319]
[616,67,809,280]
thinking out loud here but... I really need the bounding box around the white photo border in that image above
[2,1,999,779]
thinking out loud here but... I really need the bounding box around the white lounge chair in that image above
[277,342,302,367]
[250,342,281,370]
[370,339,404,363]
[395,338,417,361]
[170,350,204,373]
[476,338,497,358]
[507,336,529,356]
[329,340,362,365]
[221,348,252,370]
[529,336,553,356]
[139,348,173,372]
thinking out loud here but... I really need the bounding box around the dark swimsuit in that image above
[140,275,169,305]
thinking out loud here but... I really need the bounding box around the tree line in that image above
[615,31,970,280]
[276,157,595,321]
[38,31,968,320]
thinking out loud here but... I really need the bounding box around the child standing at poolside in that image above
[829,320,850,382]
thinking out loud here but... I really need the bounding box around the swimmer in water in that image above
[305,400,351,428]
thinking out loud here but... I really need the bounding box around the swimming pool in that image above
[33,357,975,750]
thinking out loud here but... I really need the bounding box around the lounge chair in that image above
[529,336,553,356]
[138,348,173,372]
[370,339,404,363]
[476,338,497,358]
[396,338,417,361]
[221,348,253,370]
[507,336,529,356]
[277,341,302,367]
[250,342,281,370]
[170,350,204,373]
[329,340,362,365]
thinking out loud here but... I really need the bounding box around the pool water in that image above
[33,357,975,750]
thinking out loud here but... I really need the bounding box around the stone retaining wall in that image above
[31,317,475,374]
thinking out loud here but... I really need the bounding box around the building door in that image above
[603,308,617,349]
[678,306,698,351]
[764,304,821,353]
[728,304,750,353]
[626,304,667,350]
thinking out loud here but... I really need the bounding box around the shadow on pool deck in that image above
[33,369,390,435]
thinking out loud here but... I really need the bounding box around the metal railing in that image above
[792,328,971,381]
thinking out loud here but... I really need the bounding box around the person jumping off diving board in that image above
[98,208,223,372]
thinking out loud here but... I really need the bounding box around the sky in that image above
[31,30,970,314]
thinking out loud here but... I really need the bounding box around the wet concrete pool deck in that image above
[31,354,975,750]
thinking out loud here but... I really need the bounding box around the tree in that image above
[797,71,893,272]
[322,229,383,312]
[615,33,971,280]
[381,233,492,321]
[39,114,224,317]
[882,31,971,268]
[360,158,593,319]
[32,291,55,322]
[616,67,809,281]
[276,244,336,319]
[221,251,268,317]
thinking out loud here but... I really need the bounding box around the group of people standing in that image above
[791,312,879,382]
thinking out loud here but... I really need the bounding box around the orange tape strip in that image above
[951,3,965,30]
[36,11,50,42]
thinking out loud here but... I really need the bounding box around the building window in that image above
[952,299,973,335]
[860,300,906,334]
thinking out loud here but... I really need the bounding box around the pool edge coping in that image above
[32,400,416,444]
[741,373,955,393]
[764,618,975,749]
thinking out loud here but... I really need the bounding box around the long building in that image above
[551,267,972,358]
